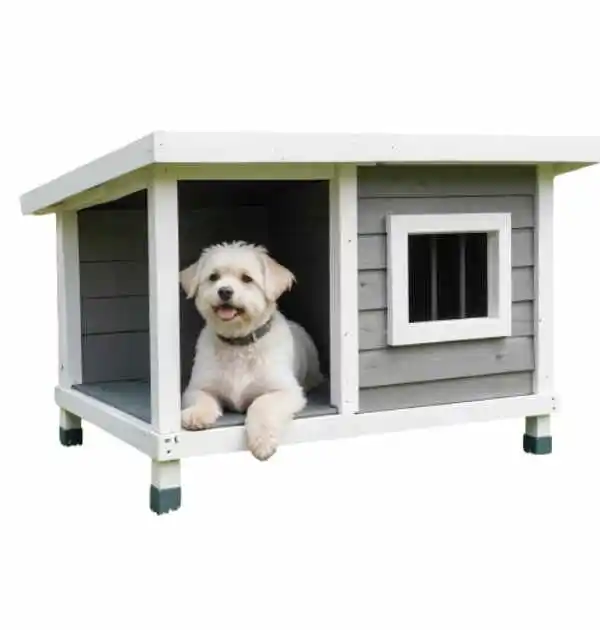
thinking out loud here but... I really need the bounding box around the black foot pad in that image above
[523,434,552,455]
[60,427,83,446]
[150,486,182,514]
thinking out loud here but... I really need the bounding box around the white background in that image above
[2,1,600,628]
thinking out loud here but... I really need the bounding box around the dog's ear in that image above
[180,260,201,298]
[262,253,295,301]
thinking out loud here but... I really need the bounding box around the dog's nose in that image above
[218,286,234,302]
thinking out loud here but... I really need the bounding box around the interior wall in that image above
[178,180,330,387]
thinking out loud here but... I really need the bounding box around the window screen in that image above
[408,233,488,323]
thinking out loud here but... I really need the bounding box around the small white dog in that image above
[179,241,323,460]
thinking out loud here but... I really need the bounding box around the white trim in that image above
[386,213,512,346]
[56,210,82,387]
[45,168,150,215]
[166,394,555,459]
[534,166,554,394]
[21,134,154,215]
[21,131,600,216]
[148,170,181,433]
[55,386,158,457]
[163,163,335,181]
[525,415,551,437]
[329,165,359,414]
[151,460,181,489]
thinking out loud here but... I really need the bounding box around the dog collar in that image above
[217,316,274,346]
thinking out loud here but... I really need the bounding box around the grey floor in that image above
[74,379,336,428]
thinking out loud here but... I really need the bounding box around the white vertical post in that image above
[526,164,554,443]
[56,210,83,432]
[56,210,82,388]
[148,168,181,434]
[533,164,554,395]
[329,164,359,415]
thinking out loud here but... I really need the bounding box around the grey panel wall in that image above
[357,165,537,412]
[78,191,149,384]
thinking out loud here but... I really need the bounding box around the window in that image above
[386,213,512,345]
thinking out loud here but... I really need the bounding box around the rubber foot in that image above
[523,434,552,455]
[150,486,181,514]
[60,427,83,446]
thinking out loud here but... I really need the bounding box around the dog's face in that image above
[180,242,295,335]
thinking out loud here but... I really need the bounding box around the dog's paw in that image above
[245,420,279,461]
[181,403,221,431]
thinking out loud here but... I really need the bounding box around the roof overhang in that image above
[20,131,600,215]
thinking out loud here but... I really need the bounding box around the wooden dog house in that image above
[20,132,600,514]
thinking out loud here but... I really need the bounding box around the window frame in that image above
[386,213,512,346]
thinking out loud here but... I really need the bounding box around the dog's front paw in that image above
[245,419,279,461]
[181,398,221,431]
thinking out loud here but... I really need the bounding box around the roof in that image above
[20,131,600,215]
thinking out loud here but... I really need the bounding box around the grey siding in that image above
[78,192,149,384]
[357,165,537,412]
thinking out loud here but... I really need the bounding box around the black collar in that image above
[217,316,274,346]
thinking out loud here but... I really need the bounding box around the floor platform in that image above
[73,380,336,428]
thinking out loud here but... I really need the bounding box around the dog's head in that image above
[180,241,295,335]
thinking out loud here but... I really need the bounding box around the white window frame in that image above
[386,213,512,346]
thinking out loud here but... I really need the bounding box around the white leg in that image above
[59,408,83,446]
[150,460,182,514]
[524,414,552,455]
[245,387,306,461]
[181,390,223,430]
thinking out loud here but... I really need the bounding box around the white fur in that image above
[180,241,323,460]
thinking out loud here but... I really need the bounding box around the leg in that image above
[150,460,182,514]
[181,390,222,430]
[523,414,552,455]
[245,387,306,461]
[59,408,83,446]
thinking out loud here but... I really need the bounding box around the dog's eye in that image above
[209,272,220,282]
[241,274,253,284]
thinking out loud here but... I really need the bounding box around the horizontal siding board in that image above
[358,228,533,271]
[360,336,534,388]
[81,296,149,334]
[80,261,148,298]
[78,209,147,262]
[359,372,533,412]
[82,331,150,383]
[358,267,534,310]
[358,196,535,234]
[358,166,537,198]
[359,301,534,350]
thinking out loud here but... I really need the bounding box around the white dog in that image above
[179,241,323,460]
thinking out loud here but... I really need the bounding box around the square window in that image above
[386,213,512,345]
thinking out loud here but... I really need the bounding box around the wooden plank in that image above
[358,228,534,271]
[328,165,359,414]
[81,296,149,335]
[357,165,537,198]
[80,261,148,298]
[359,301,534,350]
[358,196,535,234]
[359,336,534,388]
[78,208,147,262]
[358,267,534,310]
[82,332,150,383]
[360,371,533,412]
[534,165,554,394]
[148,173,181,433]
[56,211,83,387]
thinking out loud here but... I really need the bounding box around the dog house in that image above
[20,132,600,514]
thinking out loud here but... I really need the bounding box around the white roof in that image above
[20,131,600,215]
